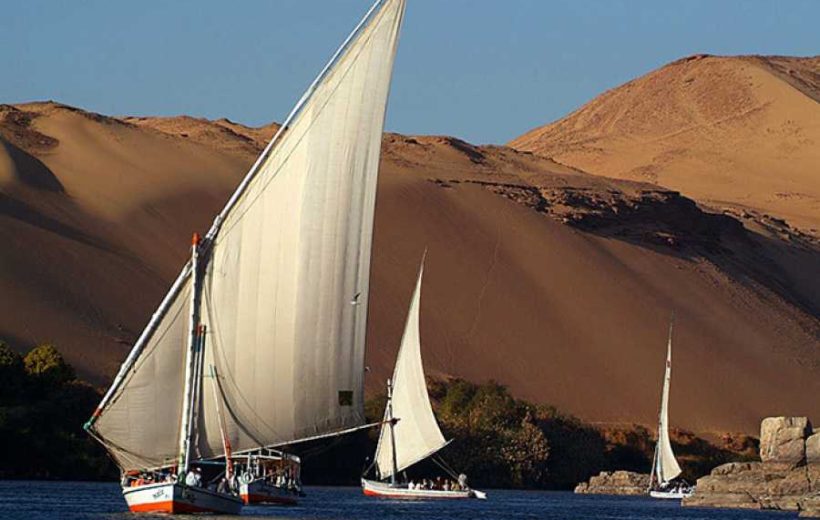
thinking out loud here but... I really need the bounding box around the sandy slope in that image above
[1,101,818,434]
[510,55,820,235]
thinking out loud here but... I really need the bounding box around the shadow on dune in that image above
[1,139,64,192]
[447,178,819,321]
[578,214,820,322]
[0,193,117,253]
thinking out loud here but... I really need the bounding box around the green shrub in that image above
[24,344,75,390]
[0,341,115,480]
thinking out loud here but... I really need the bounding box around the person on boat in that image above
[185,467,202,487]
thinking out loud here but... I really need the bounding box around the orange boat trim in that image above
[128,499,213,514]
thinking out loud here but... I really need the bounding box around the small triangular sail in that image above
[87,0,406,472]
[374,258,448,480]
[652,320,683,485]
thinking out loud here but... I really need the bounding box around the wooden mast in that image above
[386,378,399,486]
[178,233,205,476]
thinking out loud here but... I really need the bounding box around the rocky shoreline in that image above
[683,417,819,518]
[574,471,649,496]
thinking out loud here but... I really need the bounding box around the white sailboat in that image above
[648,318,693,499]
[361,257,486,500]
[83,0,406,514]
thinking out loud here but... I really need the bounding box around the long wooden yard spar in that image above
[85,0,407,473]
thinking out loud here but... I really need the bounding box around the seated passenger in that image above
[185,468,202,487]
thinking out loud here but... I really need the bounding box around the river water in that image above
[0,481,796,519]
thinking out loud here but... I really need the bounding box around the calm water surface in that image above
[0,481,797,520]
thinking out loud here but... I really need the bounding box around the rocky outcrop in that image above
[574,471,649,496]
[760,417,811,466]
[683,417,819,518]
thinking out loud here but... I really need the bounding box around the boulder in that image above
[760,417,811,465]
[807,432,820,464]
[692,463,765,495]
[763,469,813,510]
[574,470,649,496]
[684,491,760,510]
[710,462,757,476]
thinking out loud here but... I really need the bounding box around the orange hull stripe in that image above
[128,500,213,514]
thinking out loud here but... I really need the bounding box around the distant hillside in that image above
[510,55,820,235]
[1,100,818,434]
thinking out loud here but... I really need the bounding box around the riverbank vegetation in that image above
[0,342,115,479]
[0,343,754,487]
[299,377,757,489]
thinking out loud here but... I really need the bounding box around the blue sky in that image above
[2,0,817,144]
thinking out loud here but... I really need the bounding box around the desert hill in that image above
[1,100,818,435]
[510,55,820,235]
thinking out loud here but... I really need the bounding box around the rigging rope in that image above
[431,455,460,481]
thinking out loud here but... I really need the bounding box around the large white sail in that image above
[374,259,448,480]
[652,322,683,485]
[88,0,406,471]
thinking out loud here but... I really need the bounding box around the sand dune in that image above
[1,99,817,435]
[510,55,820,236]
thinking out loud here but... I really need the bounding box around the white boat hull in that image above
[361,478,485,500]
[122,482,243,514]
[239,479,299,505]
[650,489,693,500]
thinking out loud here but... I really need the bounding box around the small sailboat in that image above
[648,318,693,499]
[361,257,486,500]
[83,0,407,514]
[235,450,302,506]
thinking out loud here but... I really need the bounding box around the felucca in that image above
[648,318,694,499]
[361,257,487,500]
[83,0,406,513]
